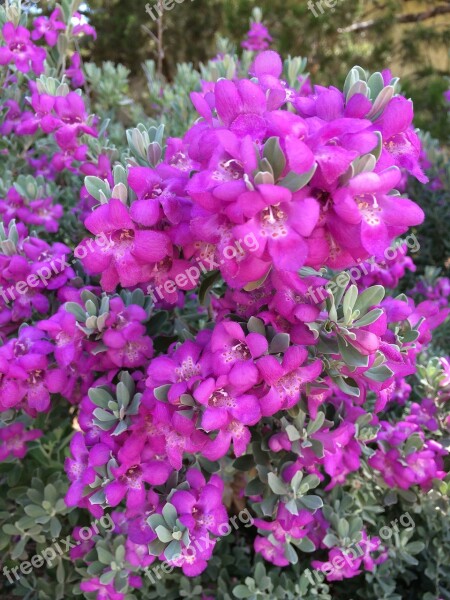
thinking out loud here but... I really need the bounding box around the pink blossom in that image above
[32,9,66,47]
[0,22,46,74]
[0,422,42,460]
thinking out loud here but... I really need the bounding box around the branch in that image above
[142,25,159,44]
[338,4,450,33]
[141,0,165,78]
[156,0,165,78]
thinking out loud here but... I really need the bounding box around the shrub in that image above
[0,3,449,600]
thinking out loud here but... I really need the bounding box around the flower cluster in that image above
[0,323,67,414]
[241,21,272,52]
[1,7,449,600]
[62,49,448,592]
[0,4,99,458]
[9,86,98,171]
[312,531,387,581]
[0,186,63,233]
[357,242,416,290]
[78,52,426,300]
[412,274,450,309]
[369,420,446,490]
[0,221,75,334]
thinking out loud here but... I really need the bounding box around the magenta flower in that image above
[16,92,60,136]
[368,421,446,490]
[37,309,83,366]
[254,536,290,567]
[330,167,424,258]
[232,189,319,273]
[407,299,450,348]
[214,78,269,139]
[250,51,290,99]
[71,13,97,39]
[171,469,228,536]
[102,297,153,368]
[372,96,428,183]
[306,118,375,187]
[66,52,85,87]
[0,187,63,233]
[358,243,415,290]
[65,432,97,507]
[54,92,97,139]
[241,22,272,52]
[146,335,210,404]
[80,578,126,600]
[14,352,66,413]
[412,276,450,309]
[210,320,268,386]
[406,398,439,431]
[322,422,361,488]
[254,503,314,544]
[80,153,113,182]
[0,254,49,324]
[0,22,46,74]
[8,354,53,419]
[105,434,172,508]
[128,165,186,226]
[0,422,42,461]
[24,237,75,291]
[79,198,171,291]
[0,99,23,135]
[167,530,216,576]
[0,352,27,411]
[125,535,156,569]
[159,407,209,469]
[32,9,66,47]
[51,134,88,171]
[126,489,161,545]
[203,415,252,460]
[260,271,323,345]
[312,531,386,580]
[193,375,261,431]
[69,526,96,560]
[257,346,323,414]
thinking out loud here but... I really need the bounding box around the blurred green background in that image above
[79,0,449,140]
